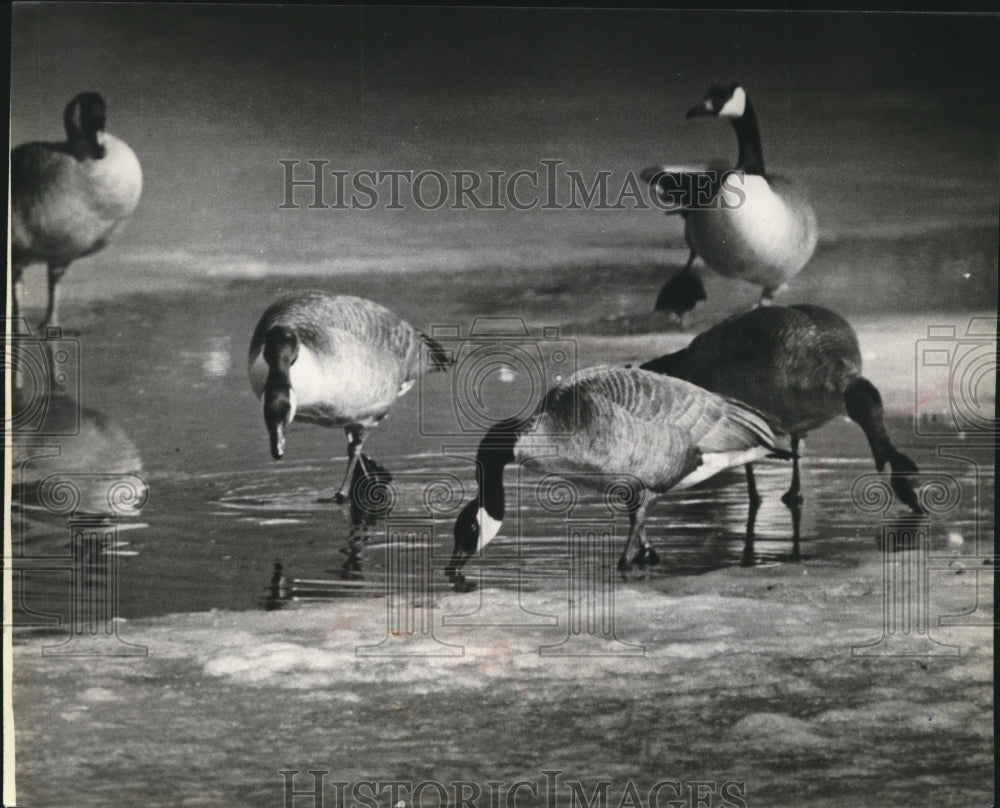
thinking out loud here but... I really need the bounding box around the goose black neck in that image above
[263,327,297,396]
[264,363,291,397]
[263,327,297,371]
[639,348,688,379]
[732,99,765,176]
[66,131,104,161]
[476,456,507,521]
[474,419,520,519]
[64,95,107,161]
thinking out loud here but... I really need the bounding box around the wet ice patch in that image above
[80,687,119,703]
[664,641,732,659]
[204,641,343,683]
[728,712,828,748]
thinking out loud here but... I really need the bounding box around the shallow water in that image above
[9,275,994,626]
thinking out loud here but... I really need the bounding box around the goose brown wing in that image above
[248,292,437,377]
[529,383,703,493]
[552,366,779,453]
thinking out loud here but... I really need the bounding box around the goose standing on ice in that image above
[643,83,817,317]
[11,92,143,328]
[640,304,921,512]
[446,365,790,591]
[248,292,453,502]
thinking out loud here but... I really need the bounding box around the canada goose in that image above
[642,83,817,317]
[248,292,452,502]
[11,92,143,328]
[640,304,921,512]
[446,365,790,591]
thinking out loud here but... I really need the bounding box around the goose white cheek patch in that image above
[287,389,297,424]
[476,508,503,551]
[718,87,747,118]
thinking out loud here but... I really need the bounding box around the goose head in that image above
[448,419,519,579]
[687,83,747,119]
[262,326,299,460]
[64,92,108,160]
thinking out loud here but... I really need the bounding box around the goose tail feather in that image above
[421,332,454,372]
[719,395,784,453]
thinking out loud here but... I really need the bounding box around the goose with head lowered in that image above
[248,292,453,503]
[640,304,921,513]
[642,83,817,317]
[11,92,143,329]
[446,365,792,592]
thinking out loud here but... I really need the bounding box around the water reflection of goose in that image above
[641,304,921,512]
[11,390,146,515]
[340,453,393,577]
[11,92,142,328]
[248,292,453,502]
[447,365,790,591]
[643,83,817,317]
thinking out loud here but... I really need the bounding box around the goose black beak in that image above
[687,103,713,119]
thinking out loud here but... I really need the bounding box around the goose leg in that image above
[631,521,661,568]
[339,528,365,579]
[11,264,23,320]
[655,249,706,319]
[742,501,760,567]
[790,498,802,562]
[780,435,803,506]
[631,494,661,567]
[745,463,762,507]
[11,266,26,390]
[321,426,368,504]
[758,283,787,308]
[43,263,69,330]
[682,248,697,273]
[743,468,763,566]
[618,491,650,572]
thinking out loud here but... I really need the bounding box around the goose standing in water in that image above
[248,292,453,502]
[643,83,817,317]
[447,365,790,591]
[11,92,143,328]
[640,304,921,512]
